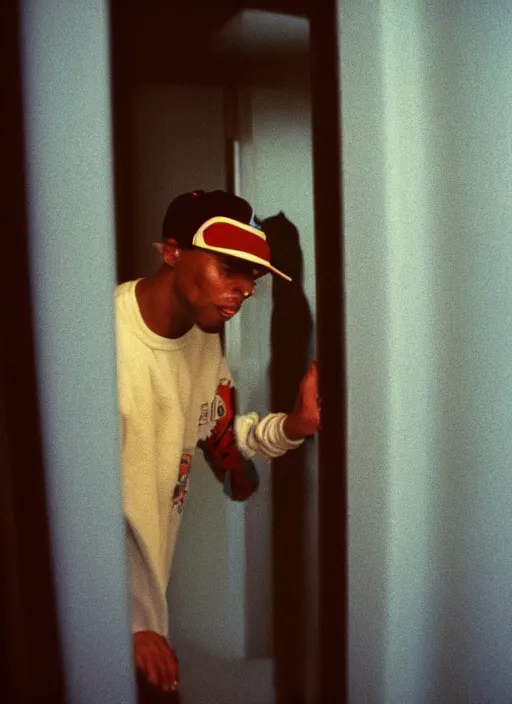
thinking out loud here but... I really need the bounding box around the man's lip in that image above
[219,306,240,319]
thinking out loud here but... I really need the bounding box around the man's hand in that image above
[283,361,321,441]
[133,630,179,692]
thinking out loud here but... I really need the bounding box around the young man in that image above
[115,189,320,701]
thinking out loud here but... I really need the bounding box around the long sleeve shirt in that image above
[115,279,302,635]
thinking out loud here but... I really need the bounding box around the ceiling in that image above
[211,10,309,59]
[111,3,310,84]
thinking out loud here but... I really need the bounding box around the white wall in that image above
[341,1,512,702]
[20,1,135,702]
[241,82,316,306]
[131,84,228,277]
[237,64,317,675]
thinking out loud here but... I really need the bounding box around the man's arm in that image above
[283,360,320,440]
[236,361,320,456]
[126,518,179,691]
[200,361,320,500]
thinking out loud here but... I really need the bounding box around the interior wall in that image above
[341,1,512,702]
[2,2,65,699]
[130,84,228,277]
[237,56,317,687]
[19,1,135,702]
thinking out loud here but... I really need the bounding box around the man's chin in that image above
[195,319,225,335]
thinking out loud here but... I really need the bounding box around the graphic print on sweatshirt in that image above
[196,379,257,501]
[197,377,233,442]
[172,451,193,513]
[171,379,235,513]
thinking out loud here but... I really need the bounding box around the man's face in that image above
[173,247,264,333]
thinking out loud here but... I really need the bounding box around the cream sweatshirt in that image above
[115,280,302,635]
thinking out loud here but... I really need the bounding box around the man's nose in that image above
[234,275,255,299]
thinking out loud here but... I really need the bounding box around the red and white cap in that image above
[192,216,292,282]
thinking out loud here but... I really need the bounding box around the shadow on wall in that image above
[264,213,313,704]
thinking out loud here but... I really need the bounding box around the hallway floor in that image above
[177,643,274,704]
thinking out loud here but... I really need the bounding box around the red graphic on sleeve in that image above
[199,383,258,501]
[172,452,193,513]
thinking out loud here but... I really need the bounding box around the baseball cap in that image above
[160,190,291,282]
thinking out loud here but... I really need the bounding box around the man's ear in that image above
[161,238,180,267]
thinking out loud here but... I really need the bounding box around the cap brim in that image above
[193,217,292,282]
[197,243,292,282]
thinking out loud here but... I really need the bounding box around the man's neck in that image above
[135,272,193,339]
